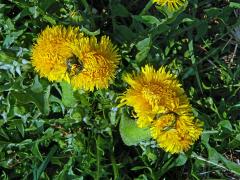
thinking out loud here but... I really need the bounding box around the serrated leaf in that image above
[12,84,50,115]
[120,111,151,146]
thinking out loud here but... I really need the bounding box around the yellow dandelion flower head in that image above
[120,64,203,153]
[31,25,84,82]
[120,65,191,128]
[153,0,186,11]
[151,113,203,153]
[69,35,120,91]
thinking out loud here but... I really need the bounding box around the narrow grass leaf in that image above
[35,145,58,180]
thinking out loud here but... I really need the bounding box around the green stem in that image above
[139,0,154,15]
[111,150,119,179]
[96,135,101,180]
[110,132,119,179]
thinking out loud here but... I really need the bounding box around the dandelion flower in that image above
[31,25,84,82]
[69,36,120,91]
[153,0,186,11]
[151,114,203,153]
[120,65,192,128]
[120,65,203,153]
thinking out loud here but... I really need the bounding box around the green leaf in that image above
[34,145,58,180]
[228,134,240,149]
[3,31,24,48]
[114,25,136,42]
[15,119,24,137]
[230,103,240,110]
[54,157,74,179]
[28,6,40,18]
[49,95,65,113]
[0,128,9,140]
[111,3,130,17]
[16,139,33,147]
[31,141,43,161]
[201,140,240,176]
[229,2,240,8]
[81,27,100,36]
[134,15,162,26]
[182,67,194,80]
[60,82,77,107]
[195,21,208,40]
[119,111,151,146]
[136,37,151,50]
[136,37,151,63]
[31,76,43,93]
[42,15,56,25]
[218,120,233,132]
[208,146,220,163]
[131,166,152,173]
[219,153,240,175]
[39,0,56,11]
[157,154,188,177]
[174,154,188,166]
[0,51,16,64]
[12,78,50,115]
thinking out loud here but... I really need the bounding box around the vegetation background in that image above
[0,0,240,179]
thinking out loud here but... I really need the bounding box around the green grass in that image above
[0,0,240,179]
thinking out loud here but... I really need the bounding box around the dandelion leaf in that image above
[120,112,151,146]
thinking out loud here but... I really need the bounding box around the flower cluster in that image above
[120,65,203,154]
[31,25,120,91]
[31,25,203,154]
